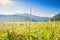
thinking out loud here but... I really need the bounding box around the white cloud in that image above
[0,0,12,5]
[0,1,30,15]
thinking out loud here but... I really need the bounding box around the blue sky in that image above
[0,0,60,17]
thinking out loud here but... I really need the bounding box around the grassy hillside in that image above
[51,13,60,21]
[0,21,60,40]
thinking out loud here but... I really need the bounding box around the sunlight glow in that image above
[0,0,12,5]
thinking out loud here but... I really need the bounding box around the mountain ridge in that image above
[0,13,50,22]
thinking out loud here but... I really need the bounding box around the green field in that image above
[0,21,60,40]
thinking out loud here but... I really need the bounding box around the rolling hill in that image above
[51,13,60,21]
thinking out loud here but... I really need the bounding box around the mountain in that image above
[51,13,60,21]
[0,13,49,22]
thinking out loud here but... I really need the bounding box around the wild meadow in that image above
[0,21,60,40]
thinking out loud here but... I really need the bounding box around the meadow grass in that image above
[0,21,60,40]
